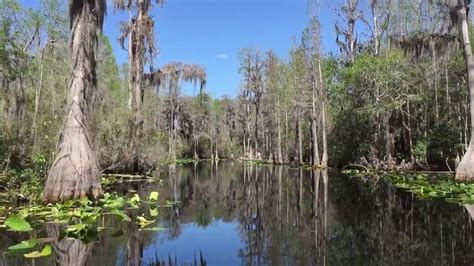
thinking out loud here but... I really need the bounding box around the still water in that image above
[2,162,474,265]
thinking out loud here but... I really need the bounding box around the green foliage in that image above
[23,245,52,258]
[328,46,469,166]
[413,140,428,162]
[426,124,460,165]
[149,191,159,202]
[343,169,474,204]
[0,191,170,251]
[5,215,33,232]
[8,239,37,251]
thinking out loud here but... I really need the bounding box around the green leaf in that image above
[149,208,158,217]
[8,239,37,250]
[129,194,140,208]
[24,245,52,258]
[137,216,155,228]
[5,215,33,232]
[66,223,86,233]
[149,191,159,202]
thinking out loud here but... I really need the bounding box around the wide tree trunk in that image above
[43,0,104,203]
[48,224,93,266]
[456,2,474,181]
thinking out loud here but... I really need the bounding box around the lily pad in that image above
[149,191,159,202]
[5,215,33,232]
[8,239,38,250]
[137,216,155,228]
[149,207,158,217]
[129,194,140,208]
[24,245,52,258]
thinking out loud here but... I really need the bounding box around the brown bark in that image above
[124,5,146,172]
[43,0,104,203]
[110,0,164,173]
[456,2,474,181]
[47,224,93,266]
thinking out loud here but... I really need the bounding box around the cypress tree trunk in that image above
[321,100,328,168]
[276,109,283,164]
[311,118,320,167]
[43,0,105,203]
[48,224,93,266]
[298,119,303,165]
[319,60,328,168]
[456,2,474,181]
[127,10,145,171]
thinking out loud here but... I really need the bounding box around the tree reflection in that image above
[152,162,474,265]
[47,162,474,265]
[47,224,94,266]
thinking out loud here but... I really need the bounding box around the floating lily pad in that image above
[5,215,33,232]
[149,191,159,202]
[8,239,37,250]
[24,245,52,258]
[137,216,155,228]
[129,194,140,208]
[149,207,158,217]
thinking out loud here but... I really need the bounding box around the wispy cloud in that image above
[216,53,229,60]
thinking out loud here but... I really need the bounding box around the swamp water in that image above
[1,162,474,266]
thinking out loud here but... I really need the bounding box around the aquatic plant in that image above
[343,169,474,204]
[0,191,176,258]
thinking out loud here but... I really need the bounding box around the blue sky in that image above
[21,0,338,98]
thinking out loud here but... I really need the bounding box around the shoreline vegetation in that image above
[3,0,474,263]
[2,1,474,261]
[0,157,464,206]
[3,0,474,204]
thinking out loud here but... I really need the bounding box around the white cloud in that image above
[216,53,229,60]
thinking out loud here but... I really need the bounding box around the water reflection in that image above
[1,162,474,265]
[47,224,93,266]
